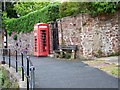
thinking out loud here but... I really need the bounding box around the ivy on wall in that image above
[6,3,60,33]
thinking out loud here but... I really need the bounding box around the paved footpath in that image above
[0,55,119,88]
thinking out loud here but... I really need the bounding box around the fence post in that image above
[30,66,35,90]
[27,56,30,90]
[21,53,24,81]
[15,50,18,72]
[9,49,11,67]
[2,49,5,63]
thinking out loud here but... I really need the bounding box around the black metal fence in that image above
[0,48,35,90]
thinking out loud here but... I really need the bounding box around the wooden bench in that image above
[54,45,77,59]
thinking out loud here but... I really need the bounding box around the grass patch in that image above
[83,59,120,78]
[100,65,120,78]
[83,60,105,65]
[111,67,120,76]
[108,52,120,57]
[0,66,19,89]
[57,51,72,59]
[18,66,26,81]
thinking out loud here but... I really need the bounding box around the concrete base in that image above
[48,54,54,58]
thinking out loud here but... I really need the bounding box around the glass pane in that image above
[40,30,46,52]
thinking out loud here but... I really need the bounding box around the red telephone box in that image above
[34,23,49,56]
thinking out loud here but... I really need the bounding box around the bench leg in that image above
[71,50,75,59]
[60,49,63,58]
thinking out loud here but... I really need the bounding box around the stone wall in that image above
[57,13,119,59]
[8,13,119,58]
[8,32,34,55]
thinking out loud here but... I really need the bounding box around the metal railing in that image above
[0,48,35,90]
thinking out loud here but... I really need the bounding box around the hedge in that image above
[6,3,60,33]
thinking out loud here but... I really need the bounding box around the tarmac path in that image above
[0,55,119,89]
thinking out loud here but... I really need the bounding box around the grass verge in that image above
[83,59,120,78]
[0,65,19,89]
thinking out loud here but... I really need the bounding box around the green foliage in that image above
[88,2,117,16]
[6,3,60,33]
[111,67,120,77]
[8,30,12,36]
[97,50,103,56]
[48,4,60,21]
[93,50,103,58]
[59,2,89,17]
[0,67,11,88]
[0,66,19,89]
[59,2,118,17]
[108,51,120,57]
[59,51,71,59]
[0,69,3,86]
[14,2,50,16]
[5,2,119,33]
[2,12,9,28]
[64,52,71,59]
[13,34,17,40]
[2,2,17,18]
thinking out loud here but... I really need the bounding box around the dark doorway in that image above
[50,21,59,51]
